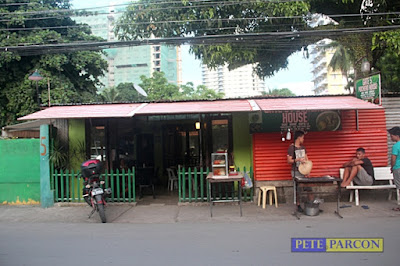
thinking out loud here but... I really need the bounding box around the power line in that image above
[0,2,30,7]
[1,0,399,21]
[0,0,284,16]
[2,24,399,56]
[1,10,399,33]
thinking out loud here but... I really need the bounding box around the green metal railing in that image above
[51,168,136,203]
[178,166,254,202]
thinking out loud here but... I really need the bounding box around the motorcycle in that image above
[81,159,112,223]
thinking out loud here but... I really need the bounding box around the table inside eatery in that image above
[207,173,243,217]
[293,176,343,219]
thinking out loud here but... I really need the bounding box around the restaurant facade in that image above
[19,95,388,204]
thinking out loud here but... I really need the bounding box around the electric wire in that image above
[1,1,398,55]
[0,0,296,16]
[2,24,399,56]
[0,12,398,33]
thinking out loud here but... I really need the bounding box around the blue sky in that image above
[71,0,314,95]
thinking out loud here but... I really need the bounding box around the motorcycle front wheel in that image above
[97,203,106,223]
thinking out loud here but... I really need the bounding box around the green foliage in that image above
[376,51,400,93]
[176,83,224,100]
[323,41,354,75]
[139,71,180,101]
[139,72,224,101]
[114,83,147,102]
[100,72,224,102]
[263,88,296,97]
[115,0,310,78]
[309,0,400,93]
[101,87,120,103]
[0,0,107,127]
[50,137,69,170]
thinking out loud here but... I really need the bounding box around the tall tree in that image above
[309,0,400,92]
[115,0,311,79]
[0,0,107,126]
[135,72,224,101]
[116,0,400,93]
[139,71,180,101]
[178,83,224,100]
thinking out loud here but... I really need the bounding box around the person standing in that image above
[341,147,374,187]
[287,131,308,178]
[287,130,312,212]
[388,127,400,211]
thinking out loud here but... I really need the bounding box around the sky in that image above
[71,0,315,96]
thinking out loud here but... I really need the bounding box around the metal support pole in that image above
[35,81,40,106]
[47,78,51,107]
[356,110,359,131]
[199,115,203,168]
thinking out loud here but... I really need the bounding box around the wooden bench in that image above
[339,167,399,206]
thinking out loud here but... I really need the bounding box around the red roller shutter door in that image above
[253,109,388,181]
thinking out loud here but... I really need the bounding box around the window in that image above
[90,126,106,161]
[211,119,229,152]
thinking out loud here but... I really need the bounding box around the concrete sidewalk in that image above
[1,198,400,224]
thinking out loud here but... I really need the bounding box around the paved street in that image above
[0,217,398,266]
[0,199,399,266]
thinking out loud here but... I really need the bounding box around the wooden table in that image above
[207,173,243,217]
[293,176,343,219]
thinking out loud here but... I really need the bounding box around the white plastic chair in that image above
[167,168,178,191]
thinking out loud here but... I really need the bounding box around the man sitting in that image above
[341,147,374,187]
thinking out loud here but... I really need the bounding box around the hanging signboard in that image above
[249,110,341,133]
[355,74,381,105]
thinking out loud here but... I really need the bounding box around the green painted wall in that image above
[69,119,86,171]
[0,139,40,204]
[232,113,252,169]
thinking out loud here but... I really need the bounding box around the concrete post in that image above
[40,124,54,208]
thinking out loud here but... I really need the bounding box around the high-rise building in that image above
[73,3,180,90]
[201,64,265,98]
[310,39,348,95]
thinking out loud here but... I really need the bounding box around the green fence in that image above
[178,166,254,202]
[51,168,136,203]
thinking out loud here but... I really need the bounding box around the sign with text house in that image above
[355,74,381,105]
[249,110,342,133]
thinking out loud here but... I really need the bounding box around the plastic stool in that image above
[257,186,278,209]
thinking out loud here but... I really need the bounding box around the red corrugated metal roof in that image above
[18,103,145,120]
[18,100,255,120]
[18,96,382,120]
[136,100,254,115]
[255,96,382,111]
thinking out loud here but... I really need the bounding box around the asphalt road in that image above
[0,217,398,266]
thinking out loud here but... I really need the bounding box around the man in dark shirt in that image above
[287,130,313,212]
[341,147,374,187]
